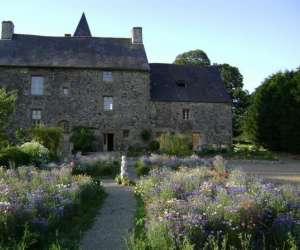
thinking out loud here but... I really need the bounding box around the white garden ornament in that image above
[120,155,128,178]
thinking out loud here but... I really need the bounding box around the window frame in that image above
[63,87,69,96]
[103,96,113,111]
[31,109,42,125]
[102,71,113,82]
[123,129,130,138]
[182,109,190,120]
[31,76,44,96]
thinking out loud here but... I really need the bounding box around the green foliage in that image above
[72,160,120,178]
[135,160,150,177]
[30,126,63,158]
[0,166,106,249]
[127,145,146,157]
[148,140,160,152]
[159,133,192,157]
[174,49,211,66]
[115,175,131,186]
[140,129,151,142]
[0,146,30,168]
[0,88,16,131]
[244,68,300,153]
[70,127,95,153]
[219,63,250,137]
[19,141,49,165]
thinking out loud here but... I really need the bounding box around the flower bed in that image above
[0,165,105,249]
[139,154,212,169]
[132,167,300,249]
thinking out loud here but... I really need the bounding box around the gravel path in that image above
[80,178,136,250]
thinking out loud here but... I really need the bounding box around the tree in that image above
[0,88,16,148]
[174,49,211,66]
[0,88,16,130]
[219,64,250,137]
[243,68,300,153]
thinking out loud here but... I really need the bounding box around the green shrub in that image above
[0,146,30,168]
[159,133,192,157]
[141,129,151,142]
[148,140,160,152]
[135,160,150,177]
[30,126,63,158]
[127,145,146,157]
[70,127,95,153]
[72,160,120,178]
[19,141,50,165]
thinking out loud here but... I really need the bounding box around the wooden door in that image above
[192,133,202,151]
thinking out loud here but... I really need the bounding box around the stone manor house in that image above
[0,14,232,152]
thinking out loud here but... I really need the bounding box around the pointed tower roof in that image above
[74,13,92,37]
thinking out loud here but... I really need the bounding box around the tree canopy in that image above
[0,88,16,130]
[0,88,16,148]
[219,64,250,137]
[243,68,300,153]
[174,49,211,66]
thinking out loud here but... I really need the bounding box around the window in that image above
[103,96,113,111]
[32,109,41,124]
[103,71,113,82]
[63,87,69,95]
[176,80,187,88]
[183,109,190,120]
[123,130,129,138]
[31,76,44,95]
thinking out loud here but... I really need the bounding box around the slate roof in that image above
[150,63,231,103]
[0,15,149,71]
[74,13,92,37]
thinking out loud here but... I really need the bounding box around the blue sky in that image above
[1,0,299,92]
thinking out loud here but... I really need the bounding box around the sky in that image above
[1,0,299,92]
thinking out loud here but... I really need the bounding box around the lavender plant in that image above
[133,167,300,249]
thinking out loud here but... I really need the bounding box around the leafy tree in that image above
[0,88,16,130]
[70,127,95,153]
[219,64,250,137]
[0,88,16,148]
[243,68,300,153]
[174,49,211,66]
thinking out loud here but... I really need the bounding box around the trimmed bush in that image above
[159,133,192,157]
[19,141,49,165]
[148,140,160,152]
[70,127,95,153]
[135,160,150,177]
[0,146,30,168]
[141,129,151,142]
[30,126,63,158]
[72,160,120,178]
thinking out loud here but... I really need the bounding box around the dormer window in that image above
[103,71,113,82]
[176,80,187,88]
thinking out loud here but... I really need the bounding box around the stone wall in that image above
[151,101,232,146]
[0,67,151,151]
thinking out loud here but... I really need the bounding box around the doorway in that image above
[104,133,114,151]
[192,132,202,151]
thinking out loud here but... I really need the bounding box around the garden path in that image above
[80,174,136,250]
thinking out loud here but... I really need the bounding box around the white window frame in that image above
[31,76,44,96]
[63,87,69,95]
[32,109,42,122]
[103,96,113,111]
[183,109,190,120]
[103,71,113,82]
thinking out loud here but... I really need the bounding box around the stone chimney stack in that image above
[132,27,143,44]
[1,21,14,39]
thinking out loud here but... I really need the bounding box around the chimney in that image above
[132,27,143,44]
[65,34,71,37]
[1,21,14,39]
